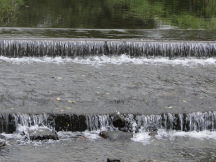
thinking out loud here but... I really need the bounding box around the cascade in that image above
[0,111,215,134]
[0,40,216,58]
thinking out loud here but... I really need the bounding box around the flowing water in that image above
[0,0,216,161]
[1,111,216,161]
[0,47,216,161]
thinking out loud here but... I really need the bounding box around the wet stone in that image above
[107,158,121,162]
[0,114,16,133]
[112,114,126,129]
[0,139,6,147]
[146,125,158,136]
[54,114,71,131]
[0,134,6,140]
[53,114,87,132]
[71,115,87,132]
[28,127,59,141]
[99,131,133,141]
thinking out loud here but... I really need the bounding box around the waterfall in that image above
[0,39,216,58]
[0,111,215,134]
[13,113,49,127]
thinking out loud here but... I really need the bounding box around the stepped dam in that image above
[0,39,215,130]
[0,0,216,160]
[0,38,216,161]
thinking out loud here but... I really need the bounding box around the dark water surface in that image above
[1,28,216,40]
[0,0,216,39]
[1,0,216,29]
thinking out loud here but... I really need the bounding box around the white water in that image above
[2,123,216,146]
[0,126,101,146]
[132,129,216,145]
[0,55,216,66]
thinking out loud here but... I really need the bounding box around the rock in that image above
[107,158,121,162]
[112,114,135,132]
[53,114,87,132]
[0,139,6,147]
[112,114,126,129]
[99,131,132,141]
[0,114,16,133]
[0,134,6,139]
[28,127,59,140]
[146,125,158,136]
[148,131,158,136]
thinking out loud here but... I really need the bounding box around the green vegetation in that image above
[123,0,216,29]
[0,0,24,25]
[0,0,216,29]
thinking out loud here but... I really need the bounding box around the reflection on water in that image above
[1,27,216,40]
[0,0,216,29]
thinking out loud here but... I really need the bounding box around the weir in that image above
[0,111,215,134]
[0,39,216,58]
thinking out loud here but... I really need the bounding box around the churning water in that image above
[1,111,216,161]
[1,39,216,67]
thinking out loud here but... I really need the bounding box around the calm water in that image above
[1,0,216,29]
[0,0,216,39]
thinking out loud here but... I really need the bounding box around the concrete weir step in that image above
[0,111,216,134]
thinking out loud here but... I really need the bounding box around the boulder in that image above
[99,131,132,141]
[27,127,59,140]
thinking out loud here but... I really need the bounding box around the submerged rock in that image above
[148,131,158,136]
[0,134,6,140]
[107,158,121,162]
[146,125,158,136]
[0,139,6,147]
[28,127,59,140]
[139,160,157,162]
[99,131,132,141]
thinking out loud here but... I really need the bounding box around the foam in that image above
[167,130,216,139]
[0,125,101,145]
[0,55,216,66]
[131,132,151,144]
[2,127,216,146]
[132,129,216,145]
